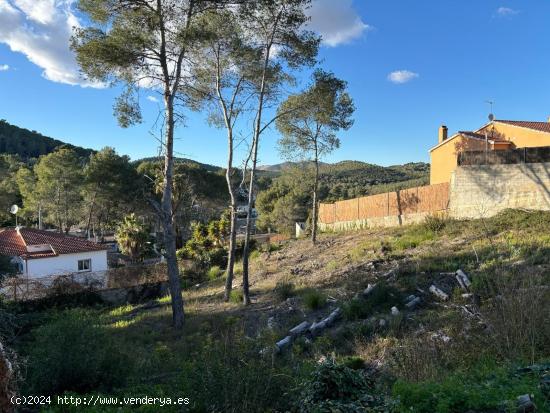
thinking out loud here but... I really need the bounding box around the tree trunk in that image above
[224,163,237,300]
[241,134,257,306]
[312,155,320,244]
[162,95,185,329]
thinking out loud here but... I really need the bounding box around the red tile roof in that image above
[495,120,550,134]
[0,228,107,260]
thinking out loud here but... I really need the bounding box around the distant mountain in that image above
[0,120,95,159]
[134,156,223,173]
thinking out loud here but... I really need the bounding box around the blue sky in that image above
[1,0,549,167]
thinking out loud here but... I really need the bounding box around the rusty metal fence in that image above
[319,183,449,225]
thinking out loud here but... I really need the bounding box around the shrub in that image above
[298,358,389,412]
[301,289,326,310]
[24,309,131,395]
[325,260,340,272]
[343,282,400,320]
[207,265,224,281]
[423,214,448,233]
[249,249,261,260]
[181,326,300,412]
[229,290,244,304]
[274,280,295,301]
[392,361,547,413]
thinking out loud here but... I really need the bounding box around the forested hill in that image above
[0,120,95,159]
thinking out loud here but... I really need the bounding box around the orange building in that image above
[429,119,550,184]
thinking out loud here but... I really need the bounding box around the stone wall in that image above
[449,162,550,219]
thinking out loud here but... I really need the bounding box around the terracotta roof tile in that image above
[0,228,107,260]
[495,120,550,134]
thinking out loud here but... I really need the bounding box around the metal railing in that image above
[458,146,550,166]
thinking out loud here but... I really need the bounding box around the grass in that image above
[301,288,326,310]
[274,280,295,301]
[207,265,224,281]
[229,289,244,304]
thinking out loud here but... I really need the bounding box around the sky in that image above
[1,0,550,167]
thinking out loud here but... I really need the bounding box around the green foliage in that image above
[343,282,400,320]
[229,290,244,304]
[207,265,223,281]
[274,280,295,301]
[115,213,152,261]
[83,147,141,231]
[179,326,301,413]
[177,217,229,269]
[301,288,326,310]
[298,358,389,412]
[24,309,132,395]
[392,361,547,413]
[0,154,22,226]
[32,148,84,231]
[422,214,448,233]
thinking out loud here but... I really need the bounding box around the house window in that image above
[78,259,91,272]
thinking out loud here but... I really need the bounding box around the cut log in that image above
[391,306,400,316]
[405,296,421,309]
[308,308,342,337]
[516,394,535,413]
[363,283,377,296]
[289,321,310,336]
[275,336,293,353]
[405,294,416,302]
[456,269,472,288]
[429,285,449,301]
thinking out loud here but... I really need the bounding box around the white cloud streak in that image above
[0,64,9,71]
[387,70,419,84]
[146,95,159,103]
[307,0,370,47]
[0,0,99,87]
[496,7,519,17]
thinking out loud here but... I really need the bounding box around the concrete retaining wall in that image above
[449,162,550,219]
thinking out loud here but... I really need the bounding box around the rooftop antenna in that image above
[486,100,495,122]
[10,204,19,227]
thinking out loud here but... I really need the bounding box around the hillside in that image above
[8,209,549,411]
[0,120,95,159]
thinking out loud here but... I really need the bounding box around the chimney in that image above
[438,125,448,143]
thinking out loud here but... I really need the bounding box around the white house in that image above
[0,227,108,279]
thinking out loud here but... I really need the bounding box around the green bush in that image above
[229,290,244,304]
[207,265,224,281]
[343,282,400,320]
[298,358,389,412]
[393,361,547,413]
[274,280,295,301]
[24,309,131,395]
[181,328,301,412]
[423,214,448,233]
[301,289,326,310]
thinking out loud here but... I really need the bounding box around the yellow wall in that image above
[479,122,550,148]
[430,135,485,184]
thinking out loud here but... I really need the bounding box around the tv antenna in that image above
[485,100,495,121]
[10,204,19,227]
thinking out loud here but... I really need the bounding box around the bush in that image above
[298,358,389,412]
[392,361,548,413]
[207,265,224,281]
[229,290,244,304]
[343,282,400,320]
[274,280,295,301]
[23,309,131,395]
[301,289,326,310]
[423,214,448,233]
[181,326,300,412]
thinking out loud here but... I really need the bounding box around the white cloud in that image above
[147,95,159,103]
[0,0,99,87]
[0,64,9,71]
[496,7,519,17]
[387,70,419,84]
[307,0,370,47]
